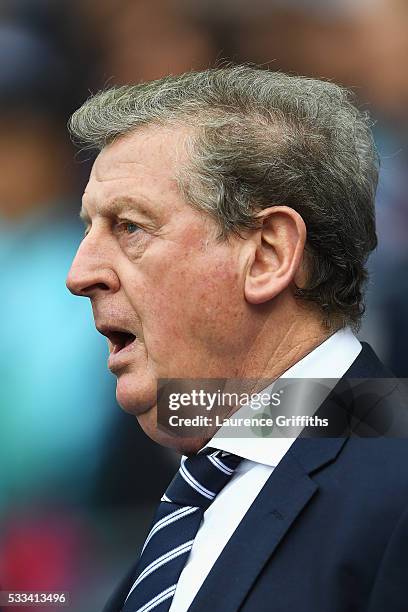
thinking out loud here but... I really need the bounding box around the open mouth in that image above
[96,325,137,354]
[108,331,137,354]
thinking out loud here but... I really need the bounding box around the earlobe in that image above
[244,206,306,305]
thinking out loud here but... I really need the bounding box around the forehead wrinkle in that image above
[91,173,150,184]
[93,148,167,182]
[91,126,185,184]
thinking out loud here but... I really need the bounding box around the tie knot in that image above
[162,448,243,510]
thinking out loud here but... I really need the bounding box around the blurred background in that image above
[0,0,407,609]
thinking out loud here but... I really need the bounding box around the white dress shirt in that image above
[169,327,362,612]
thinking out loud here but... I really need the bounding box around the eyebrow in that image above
[79,195,158,225]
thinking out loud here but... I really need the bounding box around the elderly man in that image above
[66,66,408,612]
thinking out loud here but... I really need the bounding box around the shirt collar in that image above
[201,327,361,467]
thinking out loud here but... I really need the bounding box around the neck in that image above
[239,308,332,383]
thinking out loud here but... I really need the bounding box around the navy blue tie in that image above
[121,447,243,612]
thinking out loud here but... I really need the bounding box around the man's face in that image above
[66,126,254,449]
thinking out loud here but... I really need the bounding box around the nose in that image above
[66,237,120,298]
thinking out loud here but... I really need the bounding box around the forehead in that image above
[82,125,191,218]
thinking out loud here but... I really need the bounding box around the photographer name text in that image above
[167,415,329,428]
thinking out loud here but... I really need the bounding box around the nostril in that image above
[85,282,111,293]
[69,281,111,297]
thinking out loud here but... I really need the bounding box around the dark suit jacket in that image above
[104,343,408,611]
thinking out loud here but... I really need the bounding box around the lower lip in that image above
[108,338,138,371]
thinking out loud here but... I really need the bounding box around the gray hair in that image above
[69,65,379,331]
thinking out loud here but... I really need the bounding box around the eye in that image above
[113,219,145,246]
[124,222,140,234]
[115,220,142,235]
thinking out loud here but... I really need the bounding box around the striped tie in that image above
[121,447,243,612]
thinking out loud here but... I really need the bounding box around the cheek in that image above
[191,268,241,333]
[140,254,244,355]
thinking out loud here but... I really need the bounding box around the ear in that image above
[244,206,307,305]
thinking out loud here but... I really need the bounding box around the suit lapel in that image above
[189,436,346,612]
[189,343,386,612]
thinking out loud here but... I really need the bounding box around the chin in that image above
[115,371,212,454]
[136,407,211,455]
[115,371,156,416]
